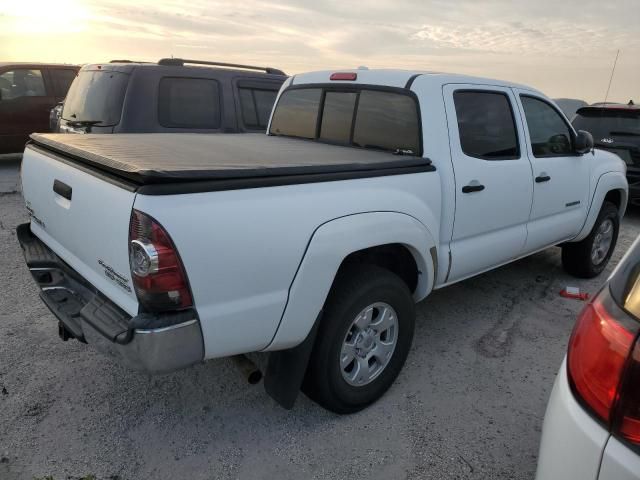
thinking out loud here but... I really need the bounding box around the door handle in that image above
[53,179,72,201]
[462,183,485,193]
[535,175,551,183]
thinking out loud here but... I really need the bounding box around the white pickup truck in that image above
[17,69,628,413]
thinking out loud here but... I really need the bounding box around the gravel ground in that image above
[1,175,639,480]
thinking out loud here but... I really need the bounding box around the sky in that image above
[0,0,638,103]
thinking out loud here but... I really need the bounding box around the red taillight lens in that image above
[567,287,640,448]
[616,342,640,444]
[129,209,192,312]
[568,295,635,422]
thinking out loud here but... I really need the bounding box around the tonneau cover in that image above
[30,133,431,185]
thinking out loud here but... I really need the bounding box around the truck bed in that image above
[29,133,433,194]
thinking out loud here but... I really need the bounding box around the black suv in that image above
[573,102,640,204]
[57,58,286,134]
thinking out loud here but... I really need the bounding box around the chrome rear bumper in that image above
[17,222,204,374]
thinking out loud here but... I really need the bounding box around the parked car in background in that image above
[17,69,627,413]
[554,98,588,120]
[56,58,287,135]
[572,102,640,205]
[536,235,640,480]
[0,63,79,154]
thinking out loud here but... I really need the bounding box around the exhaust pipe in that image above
[230,355,262,384]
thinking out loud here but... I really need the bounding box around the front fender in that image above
[572,171,628,242]
[264,211,437,351]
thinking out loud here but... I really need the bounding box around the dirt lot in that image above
[1,178,639,480]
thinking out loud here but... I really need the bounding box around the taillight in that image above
[129,209,192,312]
[567,287,640,448]
[615,341,640,444]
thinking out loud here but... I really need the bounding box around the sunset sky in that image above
[1,0,638,103]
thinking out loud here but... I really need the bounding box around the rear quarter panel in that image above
[133,171,441,358]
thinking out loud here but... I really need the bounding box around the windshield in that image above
[62,70,129,127]
[573,110,640,142]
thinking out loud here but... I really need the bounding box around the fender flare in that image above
[572,171,628,242]
[264,211,437,352]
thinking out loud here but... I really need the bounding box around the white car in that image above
[17,69,628,413]
[536,236,640,479]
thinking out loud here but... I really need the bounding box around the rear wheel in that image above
[562,201,619,278]
[303,265,415,414]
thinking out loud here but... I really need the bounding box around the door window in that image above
[0,69,46,100]
[50,69,77,97]
[521,96,573,157]
[453,90,520,160]
[158,77,221,129]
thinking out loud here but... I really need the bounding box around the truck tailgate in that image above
[21,145,138,315]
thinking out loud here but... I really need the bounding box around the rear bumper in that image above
[535,359,609,480]
[17,222,204,374]
[536,359,640,480]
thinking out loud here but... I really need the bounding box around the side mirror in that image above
[575,130,594,154]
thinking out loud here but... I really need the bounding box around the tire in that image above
[302,265,415,414]
[561,201,619,278]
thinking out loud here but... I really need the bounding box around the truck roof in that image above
[291,69,538,93]
[29,133,433,193]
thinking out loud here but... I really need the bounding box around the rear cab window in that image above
[62,69,129,127]
[269,86,421,155]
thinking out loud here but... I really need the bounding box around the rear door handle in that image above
[535,174,551,183]
[53,179,72,201]
[462,183,485,193]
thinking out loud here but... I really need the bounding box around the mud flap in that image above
[264,310,323,409]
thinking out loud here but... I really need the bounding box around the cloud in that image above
[1,0,638,102]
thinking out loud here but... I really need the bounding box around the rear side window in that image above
[269,88,321,138]
[238,88,278,129]
[158,77,221,129]
[50,69,77,97]
[521,96,573,157]
[453,91,520,160]
[62,70,129,126]
[0,69,46,100]
[270,87,421,154]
